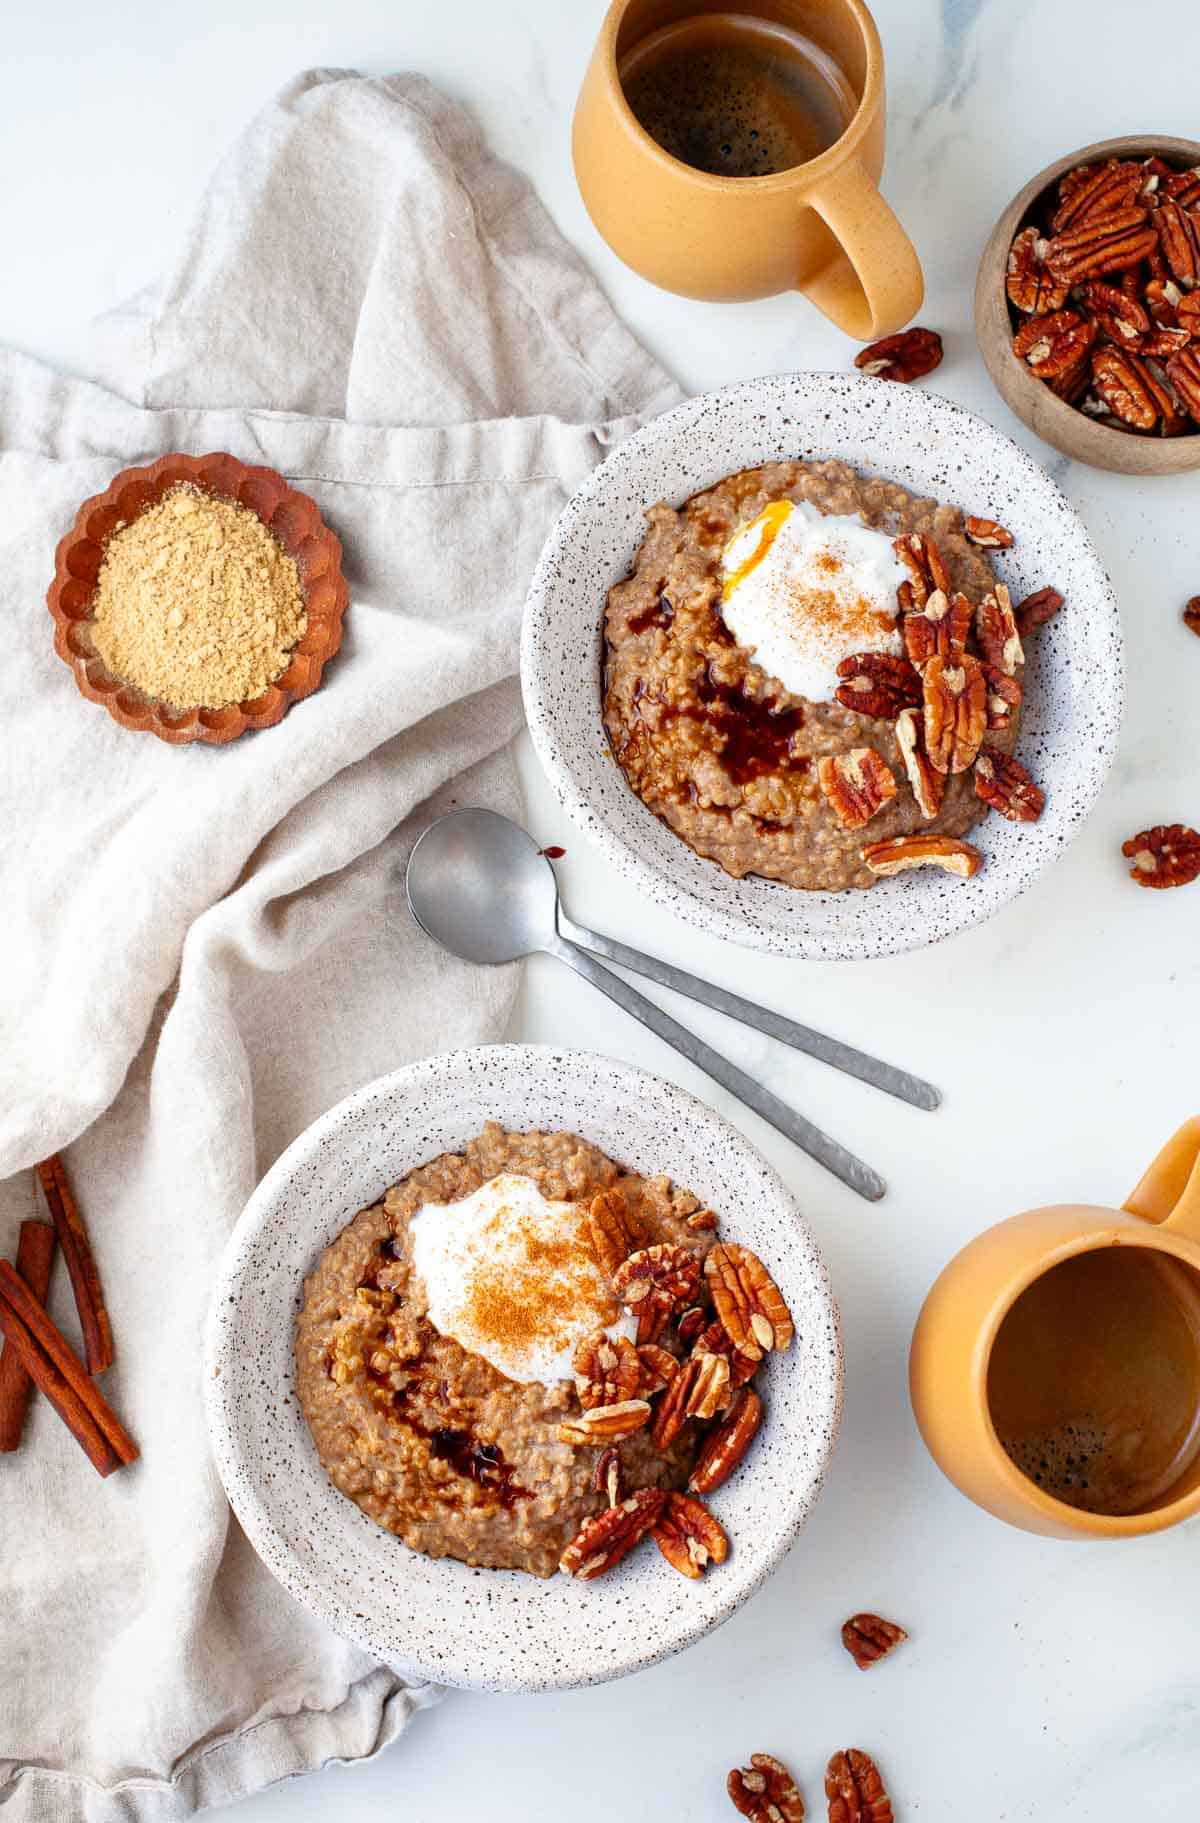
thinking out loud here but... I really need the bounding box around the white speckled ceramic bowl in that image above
[521,371,1124,959]
[204,1045,842,1693]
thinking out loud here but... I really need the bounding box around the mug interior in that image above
[611,0,873,177]
[981,1235,1200,1529]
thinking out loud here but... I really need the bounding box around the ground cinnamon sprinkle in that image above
[91,485,306,711]
[462,1212,618,1356]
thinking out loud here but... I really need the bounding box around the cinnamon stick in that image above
[0,1221,56,1451]
[0,1260,137,1469]
[0,1296,115,1475]
[34,1154,113,1374]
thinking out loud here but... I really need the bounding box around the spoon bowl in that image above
[407,808,558,964]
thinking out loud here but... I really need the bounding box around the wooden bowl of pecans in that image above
[976,134,1200,474]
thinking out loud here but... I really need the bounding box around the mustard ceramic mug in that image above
[572,0,923,337]
[910,1120,1200,1539]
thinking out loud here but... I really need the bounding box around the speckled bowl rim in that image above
[203,1044,843,1693]
[520,370,1125,960]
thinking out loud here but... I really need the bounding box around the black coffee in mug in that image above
[619,11,857,179]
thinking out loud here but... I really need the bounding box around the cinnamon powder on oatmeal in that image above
[90,485,306,711]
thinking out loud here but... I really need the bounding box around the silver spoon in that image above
[406,807,897,1202]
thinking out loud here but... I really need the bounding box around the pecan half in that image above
[853,326,943,383]
[612,1243,701,1344]
[689,1385,764,1495]
[1184,596,1200,637]
[651,1490,729,1580]
[982,663,1021,732]
[861,834,982,878]
[1145,276,1185,327]
[650,1347,731,1449]
[825,1749,893,1823]
[817,748,897,830]
[1156,200,1200,289]
[892,532,951,604]
[1164,167,1200,209]
[1051,158,1143,233]
[558,1486,666,1578]
[558,1398,651,1446]
[1014,585,1064,636]
[1045,209,1156,283]
[901,588,972,670]
[593,1446,624,1507]
[834,653,923,720]
[574,1331,641,1408]
[675,1305,707,1347]
[1006,225,1068,314]
[923,654,987,774]
[974,749,1044,823]
[1122,823,1200,888]
[1092,345,1172,430]
[1178,291,1200,332]
[894,706,944,819]
[693,1319,760,1388]
[1166,346,1200,422]
[728,1754,806,1823]
[975,585,1024,675]
[1013,310,1097,380]
[686,1207,719,1232]
[1076,279,1149,347]
[636,1342,679,1397]
[1142,326,1192,360]
[583,1188,644,1280]
[705,1242,793,1360]
[964,514,1014,549]
[841,1613,909,1671]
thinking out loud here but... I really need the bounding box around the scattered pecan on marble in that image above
[728,1754,807,1823]
[825,1749,894,1823]
[1183,596,1200,637]
[853,326,943,383]
[1122,823,1200,889]
[841,1613,909,1671]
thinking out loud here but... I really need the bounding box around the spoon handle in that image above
[559,913,939,1111]
[548,934,886,1202]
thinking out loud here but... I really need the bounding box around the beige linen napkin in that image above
[0,70,679,1820]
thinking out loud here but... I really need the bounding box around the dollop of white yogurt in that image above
[720,498,908,702]
[409,1174,635,1386]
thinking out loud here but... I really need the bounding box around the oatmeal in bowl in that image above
[205,1046,840,1690]
[296,1122,787,1582]
[521,372,1123,959]
[604,457,1044,893]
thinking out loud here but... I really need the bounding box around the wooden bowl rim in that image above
[975,133,1200,476]
[45,452,348,746]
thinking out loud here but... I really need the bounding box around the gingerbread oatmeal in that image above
[602,459,1026,891]
[295,1124,789,1580]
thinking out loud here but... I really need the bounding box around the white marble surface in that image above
[5,0,1200,1816]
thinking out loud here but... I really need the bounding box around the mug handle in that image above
[1123,1118,1200,1241]
[805,156,924,342]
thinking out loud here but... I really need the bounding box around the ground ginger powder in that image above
[91,485,307,712]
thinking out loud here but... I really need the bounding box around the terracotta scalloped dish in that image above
[46,452,348,745]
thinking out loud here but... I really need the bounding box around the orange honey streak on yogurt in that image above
[720,498,792,601]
